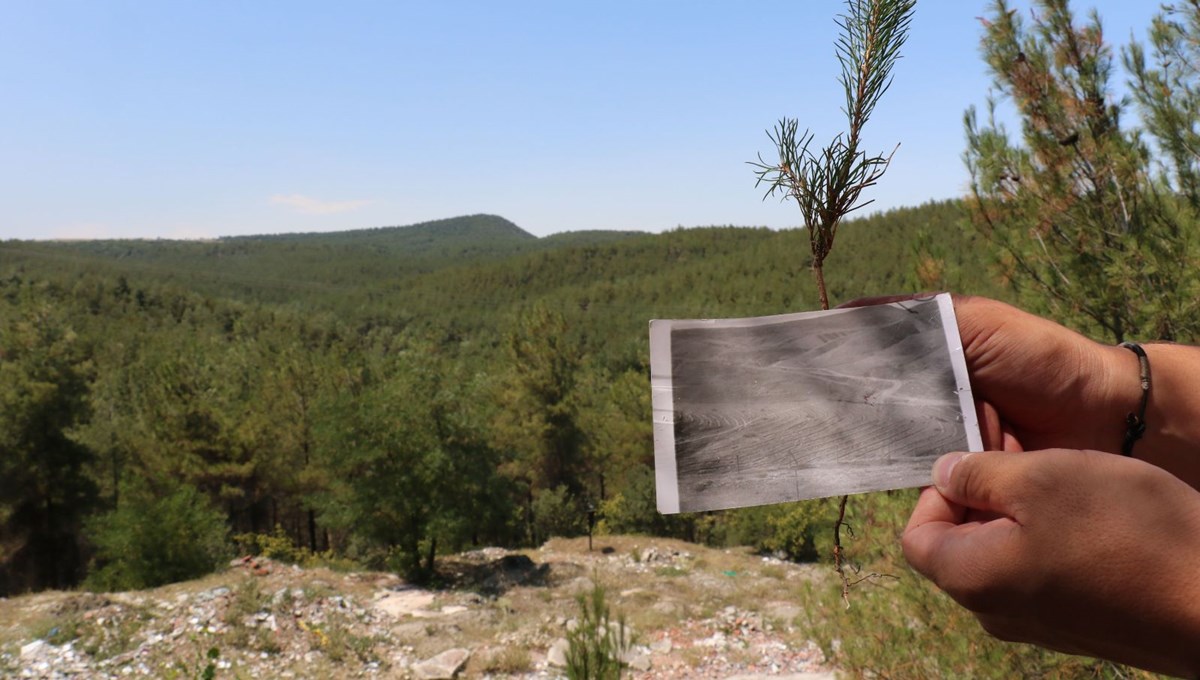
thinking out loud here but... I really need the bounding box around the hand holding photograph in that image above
[650,293,982,513]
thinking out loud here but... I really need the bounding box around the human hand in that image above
[841,294,1132,454]
[903,449,1200,677]
[951,295,1139,454]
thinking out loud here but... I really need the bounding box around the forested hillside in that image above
[0,199,996,596]
[0,215,640,313]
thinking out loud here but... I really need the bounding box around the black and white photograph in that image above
[651,294,982,513]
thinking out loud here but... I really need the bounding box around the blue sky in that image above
[1,1,1161,240]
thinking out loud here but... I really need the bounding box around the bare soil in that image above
[0,536,838,679]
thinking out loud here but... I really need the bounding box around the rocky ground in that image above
[0,537,839,679]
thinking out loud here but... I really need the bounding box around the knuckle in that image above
[952,454,986,499]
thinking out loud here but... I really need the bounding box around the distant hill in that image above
[223,214,536,249]
[0,214,648,306]
[14,214,537,263]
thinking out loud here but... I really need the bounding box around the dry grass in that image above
[473,645,533,675]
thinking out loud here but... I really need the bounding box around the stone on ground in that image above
[411,648,471,680]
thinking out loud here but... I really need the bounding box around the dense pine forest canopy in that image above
[0,200,995,594]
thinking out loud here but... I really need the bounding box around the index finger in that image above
[902,485,965,578]
[902,487,1025,608]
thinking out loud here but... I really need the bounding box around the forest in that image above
[0,199,986,595]
[5,0,1200,675]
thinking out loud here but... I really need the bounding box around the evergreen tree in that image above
[574,365,653,502]
[965,0,1200,342]
[490,305,590,543]
[1126,2,1200,211]
[314,343,503,579]
[0,291,97,593]
[85,482,230,591]
[242,332,339,550]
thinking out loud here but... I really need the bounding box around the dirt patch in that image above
[1,540,835,678]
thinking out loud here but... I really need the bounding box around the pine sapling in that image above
[565,583,630,680]
[750,0,915,606]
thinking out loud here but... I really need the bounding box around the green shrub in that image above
[597,466,702,540]
[170,647,220,680]
[232,525,358,571]
[85,484,230,591]
[532,485,585,540]
[597,467,663,535]
[382,544,422,579]
[763,500,824,562]
[233,526,304,563]
[685,499,827,562]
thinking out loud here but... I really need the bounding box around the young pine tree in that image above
[0,292,97,594]
[965,0,1200,343]
[751,0,915,604]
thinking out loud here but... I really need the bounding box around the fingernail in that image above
[933,452,970,489]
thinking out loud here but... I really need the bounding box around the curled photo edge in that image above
[649,320,681,514]
[937,293,985,453]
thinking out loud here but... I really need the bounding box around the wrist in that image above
[1092,342,1141,454]
[1105,343,1150,456]
[1103,342,1200,489]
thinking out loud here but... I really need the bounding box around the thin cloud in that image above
[270,194,372,215]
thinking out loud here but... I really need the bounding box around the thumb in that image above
[905,452,1035,607]
[932,451,1024,515]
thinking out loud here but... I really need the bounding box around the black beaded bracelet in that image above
[1119,341,1151,457]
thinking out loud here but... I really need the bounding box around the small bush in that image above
[31,615,82,646]
[695,505,778,553]
[233,526,304,563]
[224,578,268,622]
[597,465,699,539]
[324,622,379,664]
[763,501,824,562]
[171,647,220,680]
[691,500,826,562]
[85,484,230,591]
[232,525,358,571]
[598,467,661,536]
